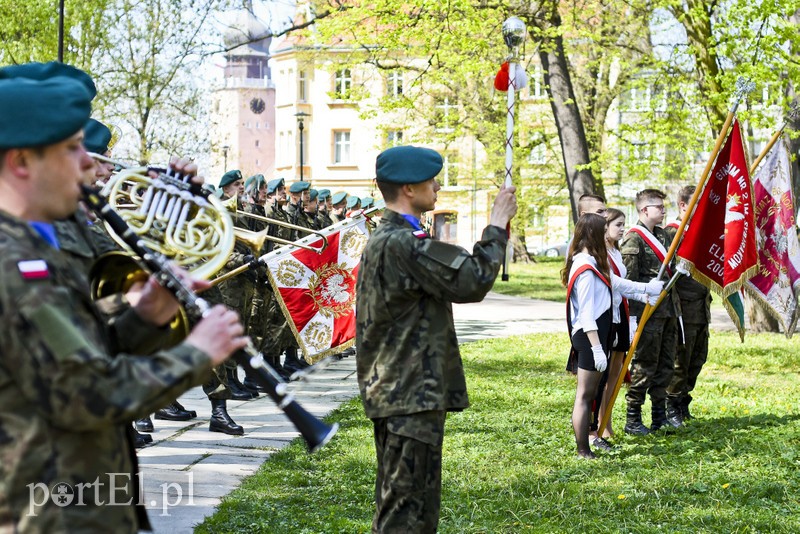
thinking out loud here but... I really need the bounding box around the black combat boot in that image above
[624,406,650,436]
[651,403,681,432]
[155,402,196,421]
[666,398,684,428]
[135,415,154,433]
[226,366,257,400]
[283,346,309,373]
[681,396,694,420]
[209,399,244,435]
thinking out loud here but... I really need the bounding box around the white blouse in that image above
[607,248,649,324]
[569,252,649,334]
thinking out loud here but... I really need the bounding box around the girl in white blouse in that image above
[563,213,661,458]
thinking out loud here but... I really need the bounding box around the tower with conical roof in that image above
[210,1,275,183]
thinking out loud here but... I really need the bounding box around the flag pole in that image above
[596,78,755,438]
[748,93,800,176]
[500,17,525,282]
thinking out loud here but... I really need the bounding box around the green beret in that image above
[331,191,347,205]
[346,195,360,209]
[309,189,318,201]
[361,196,374,209]
[317,188,331,200]
[267,178,285,194]
[376,145,443,184]
[289,181,311,193]
[246,173,265,193]
[0,76,92,149]
[0,61,96,99]
[219,169,243,188]
[83,119,112,154]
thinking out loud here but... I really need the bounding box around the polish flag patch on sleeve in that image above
[412,230,429,239]
[18,259,50,280]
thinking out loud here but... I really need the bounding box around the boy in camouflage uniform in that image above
[664,185,711,425]
[620,189,682,435]
[356,145,517,532]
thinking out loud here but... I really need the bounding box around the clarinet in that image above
[81,185,338,452]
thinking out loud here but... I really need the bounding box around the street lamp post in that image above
[295,111,310,181]
[222,145,229,172]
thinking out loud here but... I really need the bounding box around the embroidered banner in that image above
[745,138,800,337]
[264,215,369,362]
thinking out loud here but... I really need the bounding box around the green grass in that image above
[491,257,566,302]
[197,331,800,533]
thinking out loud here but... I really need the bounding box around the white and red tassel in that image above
[494,61,528,92]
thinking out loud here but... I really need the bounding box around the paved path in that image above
[138,292,735,531]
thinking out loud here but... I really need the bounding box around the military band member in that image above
[356,145,517,533]
[0,61,247,532]
[330,190,348,223]
[345,194,361,218]
[285,180,310,233]
[316,188,333,228]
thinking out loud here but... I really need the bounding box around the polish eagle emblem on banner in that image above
[265,216,369,362]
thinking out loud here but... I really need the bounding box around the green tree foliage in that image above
[0,0,111,70]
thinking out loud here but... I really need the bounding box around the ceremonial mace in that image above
[500,16,526,281]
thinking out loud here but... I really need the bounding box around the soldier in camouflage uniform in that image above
[285,180,310,237]
[209,170,259,411]
[330,190,348,223]
[299,188,321,231]
[356,145,517,533]
[0,62,247,532]
[316,188,334,228]
[250,178,294,380]
[620,189,682,435]
[664,185,711,425]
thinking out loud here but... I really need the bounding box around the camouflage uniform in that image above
[261,201,296,357]
[316,209,333,229]
[204,197,254,398]
[283,202,302,239]
[356,209,507,532]
[620,221,681,425]
[0,211,212,532]
[53,209,118,274]
[664,223,711,416]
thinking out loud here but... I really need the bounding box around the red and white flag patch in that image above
[412,230,428,239]
[18,259,49,280]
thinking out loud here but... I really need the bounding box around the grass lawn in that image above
[490,257,566,302]
[197,331,800,533]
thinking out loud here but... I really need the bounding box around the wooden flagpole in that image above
[596,78,755,438]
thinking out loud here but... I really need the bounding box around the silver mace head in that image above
[502,16,526,52]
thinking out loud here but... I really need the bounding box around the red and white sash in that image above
[666,220,679,230]
[627,225,673,277]
[608,251,630,321]
[565,262,611,331]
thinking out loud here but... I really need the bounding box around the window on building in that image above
[530,64,545,99]
[628,86,651,111]
[528,143,546,165]
[287,68,294,97]
[443,153,458,186]
[386,130,403,147]
[433,96,456,132]
[334,69,352,99]
[387,70,403,97]
[333,130,351,163]
[298,70,308,102]
[255,139,260,148]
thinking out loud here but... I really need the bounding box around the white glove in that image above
[644,278,664,296]
[591,345,607,372]
[647,293,659,306]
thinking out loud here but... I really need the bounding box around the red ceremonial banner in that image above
[677,120,758,298]
[265,216,370,362]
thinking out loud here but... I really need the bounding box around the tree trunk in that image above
[534,9,596,224]
[787,9,800,214]
[744,292,781,334]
